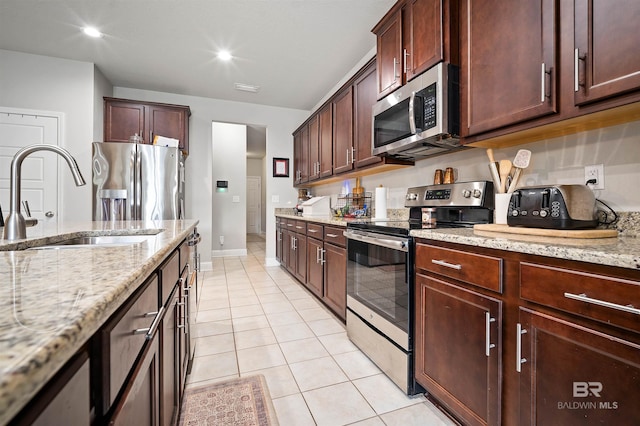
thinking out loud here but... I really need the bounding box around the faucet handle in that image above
[22,200,31,218]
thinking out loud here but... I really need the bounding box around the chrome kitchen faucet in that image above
[3,144,86,240]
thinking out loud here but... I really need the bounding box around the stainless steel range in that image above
[344,181,494,395]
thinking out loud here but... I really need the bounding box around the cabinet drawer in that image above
[415,243,503,293]
[520,262,640,333]
[160,250,179,305]
[294,221,307,235]
[307,223,323,239]
[285,219,296,230]
[101,275,160,409]
[324,226,345,247]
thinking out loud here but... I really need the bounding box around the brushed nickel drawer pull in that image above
[516,323,527,373]
[564,292,640,315]
[133,306,165,340]
[326,233,338,238]
[308,229,319,233]
[485,312,496,357]
[431,259,462,270]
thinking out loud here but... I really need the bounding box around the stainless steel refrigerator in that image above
[92,142,184,221]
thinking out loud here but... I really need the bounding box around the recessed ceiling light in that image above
[234,83,260,93]
[83,26,103,38]
[217,50,232,61]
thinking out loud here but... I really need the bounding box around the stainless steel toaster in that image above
[506,185,598,229]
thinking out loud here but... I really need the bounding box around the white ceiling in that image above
[0,0,395,112]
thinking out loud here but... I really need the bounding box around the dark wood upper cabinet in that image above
[373,0,458,99]
[332,86,354,175]
[308,115,320,181]
[104,97,191,155]
[374,8,403,98]
[353,61,381,169]
[293,126,309,184]
[460,0,558,137]
[318,105,333,178]
[460,0,640,145]
[573,0,640,105]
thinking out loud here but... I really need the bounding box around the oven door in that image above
[345,229,412,350]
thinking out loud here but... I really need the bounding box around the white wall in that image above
[212,122,247,256]
[311,120,640,213]
[0,49,112,223]
[113,87,309,267]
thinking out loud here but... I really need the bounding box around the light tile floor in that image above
[186,235,456,426]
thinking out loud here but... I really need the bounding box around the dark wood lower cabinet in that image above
[160,286,179,426]
[415,239,640,426]
[518,308,640,425]
[109,335,160,425]
[306,236,324,298]
[322,242,347,320]
[415,273,502,426]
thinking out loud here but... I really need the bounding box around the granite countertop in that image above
[276,212,639,270]
[411,227,640,271]
[0,219,198,425]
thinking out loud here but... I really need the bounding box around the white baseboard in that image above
[264,257,281,267]
[211,248,248,258]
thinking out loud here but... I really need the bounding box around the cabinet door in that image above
[518,308,640,425]
[460,0,557,136]
[293,129,309,184]
[109,337,160,426]
[282,228,292,272]
[323,243,347,321]
[148,106,188,151]
[308,115,320,181]
[179,272,189,395]
[318,104,333,178]
[294,234,307,284]
[353,61,382,169]
[415,273,501,426]
[574,0,640,105]
[306,237,324,298]
[275,225,282,263]
[160,288,178,426]
[375,9,403,98]
[405,0,443,81]
[104,100,146,143]
[332,87,354,175]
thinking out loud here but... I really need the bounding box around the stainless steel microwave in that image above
[372,62,461,161]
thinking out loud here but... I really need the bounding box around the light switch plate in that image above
[272,195,280,203]
[232,195,240,203]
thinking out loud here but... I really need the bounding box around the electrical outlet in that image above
[584,164,605,190]
[219,235,224,245]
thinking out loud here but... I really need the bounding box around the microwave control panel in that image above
[418,83,437,130]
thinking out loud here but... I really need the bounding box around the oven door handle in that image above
[344,231,409,252]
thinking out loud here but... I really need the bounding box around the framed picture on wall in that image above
[273,157,289,177]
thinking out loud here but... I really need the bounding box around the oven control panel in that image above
[405,181,494,208]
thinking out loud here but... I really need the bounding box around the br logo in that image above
[573,382,603,398]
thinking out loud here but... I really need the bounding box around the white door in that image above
[0,110,60,228]
[246,176,261,234]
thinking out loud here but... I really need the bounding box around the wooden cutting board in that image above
[473,223,618,239]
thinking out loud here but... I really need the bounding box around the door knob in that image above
[45,211,54,218]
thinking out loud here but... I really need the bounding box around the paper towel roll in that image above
[375,186,387,219]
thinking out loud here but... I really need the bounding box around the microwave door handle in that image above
[408,91,417,134]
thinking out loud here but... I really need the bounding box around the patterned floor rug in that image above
[178,375,279,425]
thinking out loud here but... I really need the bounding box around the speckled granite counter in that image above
[276,212,639,270]
[412,228,640,270]
[0,219,198,425]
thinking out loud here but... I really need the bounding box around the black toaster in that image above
[506,185,598,229]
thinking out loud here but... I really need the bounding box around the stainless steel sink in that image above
[28,234,158,250]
